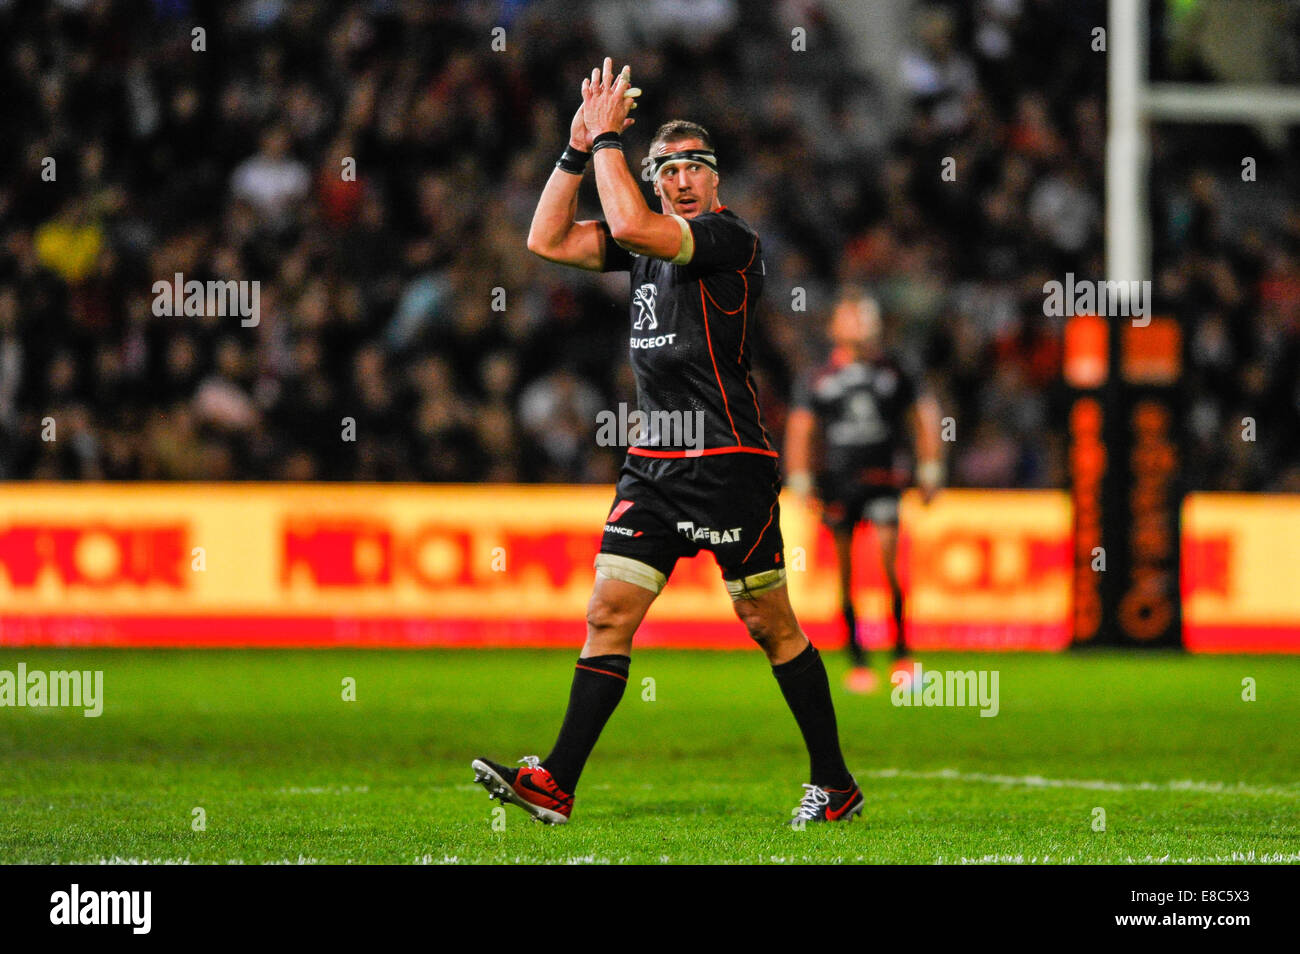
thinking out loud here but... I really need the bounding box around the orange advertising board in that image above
[0,485,1293,651]
[1181,494,1300,653]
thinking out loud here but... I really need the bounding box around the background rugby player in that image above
[473,58,862,826]
[786,291,944,694]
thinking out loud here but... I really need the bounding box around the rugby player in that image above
[472,58,861,826]
[785,291,943,694]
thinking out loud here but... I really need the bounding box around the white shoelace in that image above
[518,756,542,769]
[795,783,830,820]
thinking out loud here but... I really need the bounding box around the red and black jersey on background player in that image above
[600,208,775,460]
[791,349,918,490]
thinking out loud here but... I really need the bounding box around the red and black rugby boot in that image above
[471,756,573,825]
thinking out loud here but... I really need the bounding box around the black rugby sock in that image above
[842,600,867,667]
[891,586,907,659]
[542,654,630,793]
[772,642,853,789]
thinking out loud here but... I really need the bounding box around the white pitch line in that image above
[40,856,324,865]
[953,852,1300,864]
[863,768,1300,799]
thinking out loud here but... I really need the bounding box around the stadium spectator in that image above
[0,0,1295,491]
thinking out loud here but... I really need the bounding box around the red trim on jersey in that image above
[735,236,759,354]
[699,280,742,445]
[736,237,774,452]
[698,235,758,318]
[696,231,775,455]
[702,279,747,315]
[628,445,779,458]
[742,374,775,453]
[733,238,775,453]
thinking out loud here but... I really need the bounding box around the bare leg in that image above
[581,575,658,657]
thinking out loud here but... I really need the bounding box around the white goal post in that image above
[1106,0,1300,285]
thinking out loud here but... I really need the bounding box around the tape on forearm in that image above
[786,472,813,496]
[917,460,945,488]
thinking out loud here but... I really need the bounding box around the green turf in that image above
[0,648,1296,864]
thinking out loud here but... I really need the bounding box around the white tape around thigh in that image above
[594,552,667,594]
[725,567,787,601]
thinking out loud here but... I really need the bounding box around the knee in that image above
[585,593,638,651]
[734,601,798,649]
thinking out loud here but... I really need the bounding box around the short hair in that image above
[650,120,714,156]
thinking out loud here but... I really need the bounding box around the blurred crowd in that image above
[1,0,1297,490]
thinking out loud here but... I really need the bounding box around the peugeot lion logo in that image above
[633,283,657,330]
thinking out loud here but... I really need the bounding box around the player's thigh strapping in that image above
[594,454,787,600]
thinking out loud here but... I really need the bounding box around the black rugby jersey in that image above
[792,350,918,481]
[601,207,775,459]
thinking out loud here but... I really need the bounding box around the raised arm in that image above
[526,98,634,271]
[583,58,690,261]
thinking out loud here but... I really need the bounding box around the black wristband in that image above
[556,144,591,175]
[591,131,623,153]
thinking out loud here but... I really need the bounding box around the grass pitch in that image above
[1,648,1296,864]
